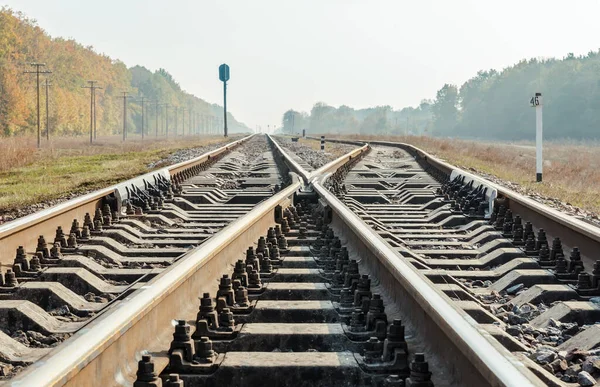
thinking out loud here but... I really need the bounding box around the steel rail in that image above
[371,139,600,265]
[266,134,311,183]
[315,136,600,263]
[311,174,541,387]
[0,134,254,266]
[266,134,369,183]
[371,140,600,239]
[269,139,542,386]
[6,134,559,386]
[10,175,302,387]
[308,143,369,181]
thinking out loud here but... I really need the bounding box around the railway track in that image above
[1,133,597,386]
[318,138,600,386]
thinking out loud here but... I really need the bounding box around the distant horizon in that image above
[3,0,600,129]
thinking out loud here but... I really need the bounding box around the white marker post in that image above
[530,92,543,182]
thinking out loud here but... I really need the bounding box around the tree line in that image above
[282,51,600,140]
[0,8,247,137]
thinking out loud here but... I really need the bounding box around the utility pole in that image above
[182,108,186,136]
[42,79,52,140]
[24,63,52,148]
[165,104,170,138]
[174,106,179,136]
[139,97,147,140]
[93,85,97,140]
[82,81,102,144]
[118,92,132,141]
[154,101,160,137]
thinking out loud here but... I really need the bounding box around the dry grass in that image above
[334,134,600,216]
[0,134,235,217]
[0,134,225,172]
[0,137,37,172]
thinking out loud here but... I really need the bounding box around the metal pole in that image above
[535,92,543,182]
[175,107,178,136]
[223,81,228,137]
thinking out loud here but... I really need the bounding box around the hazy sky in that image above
[3,0,600,129]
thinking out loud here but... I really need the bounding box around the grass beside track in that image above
[335,134,600,217]
[0,135,234,217]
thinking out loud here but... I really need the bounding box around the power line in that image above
[24,63,52,148]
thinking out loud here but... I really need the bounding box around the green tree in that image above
[432,84,459,136]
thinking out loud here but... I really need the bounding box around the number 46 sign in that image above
[530,92,543,182]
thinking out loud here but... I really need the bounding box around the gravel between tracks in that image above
[273,136,356,171]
